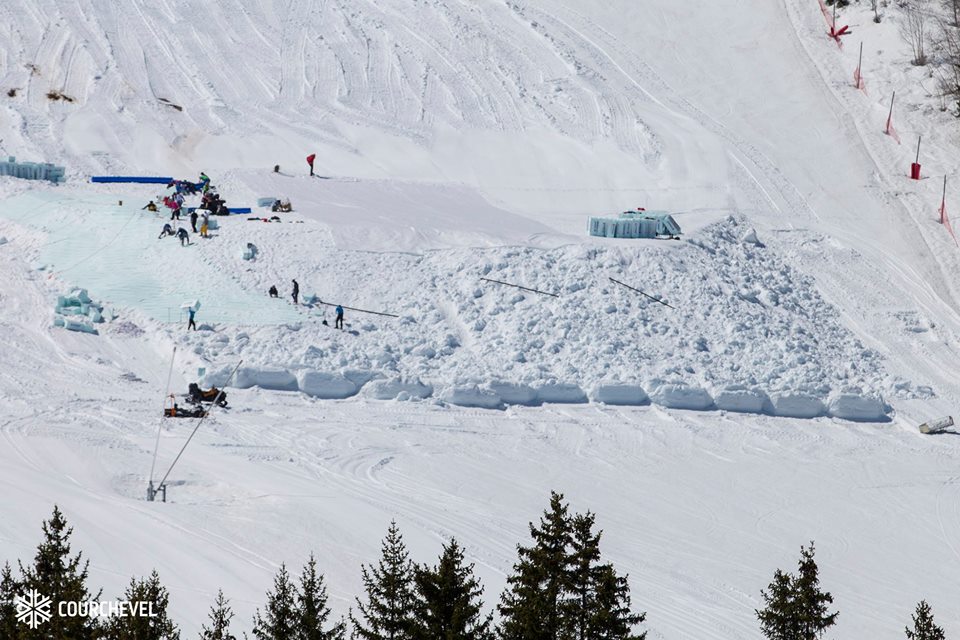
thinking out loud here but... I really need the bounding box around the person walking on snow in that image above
[187,307,197,331]
[335,305,344,329]
[291,279,299,305]
[190,210,198,233]
[177,227,190,246]
[306,153,316,177]
[200,211,210,238]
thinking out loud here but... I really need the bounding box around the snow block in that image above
[366,377,433,400]
[90,176,173,184]
[590,383,649,406]
[488,382,538,405]
[257,197,277,208]
[63,319,98,334]
[233,367,298,391]
[714,386,770,414]
[648,383,715,411]
[241,243,258,260]
[536,383,588,404]
[827,392,890,422]
[342,370,384,387]
[441,385,504,409]
[297,370,360,399]
[770,392,826,419]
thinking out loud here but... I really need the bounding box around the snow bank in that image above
[770,392,826,419]
[296,371,359,399]
[647,382,715,411]
[714,386,770,414]
[488,382,538,405]
[233,367,298,391]
[827,391,890,422]
[590,383,649,406]
[365,377,434,401]
[535,383,588,404]
[440,385,503,409]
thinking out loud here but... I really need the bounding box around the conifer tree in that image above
[905,600,946,640]
[199,590,236,640]
[0,562,20,640]
[18,505,103,640]
[499,492,574,640]
[252,564,298,640]
[105,570,180,640]
[296,555,344,640]
[756,542,837,640]
[411,538,493,640]
[350,522,416,640]
[566,512,645,640]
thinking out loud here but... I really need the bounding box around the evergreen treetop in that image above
[905,600,945,640]
[349,522,416,640]
[412,538,493,640]
[200,590,236,640]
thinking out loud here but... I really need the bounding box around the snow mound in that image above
[770,392,827,419]
[535,383,588,405]
[827,391,890,422]
[296,371,360,400]
[440,385,504,409]
[590,384,650,406]
[232,367,298,391]
[488,382,538,406]
[713,386,770,414]
[648,382,715,411]
[365,377,434,401]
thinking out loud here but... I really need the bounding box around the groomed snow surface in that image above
[2,0,960,637]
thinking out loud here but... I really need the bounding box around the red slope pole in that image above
[911,135,922,180]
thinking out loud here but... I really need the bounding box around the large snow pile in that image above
[186,216,891,420]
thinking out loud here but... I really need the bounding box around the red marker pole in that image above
[911,135,922,180]
[854,42,864,89]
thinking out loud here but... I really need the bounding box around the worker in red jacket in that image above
[306,153,316,177]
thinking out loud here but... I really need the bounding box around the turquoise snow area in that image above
[0,191,301,325]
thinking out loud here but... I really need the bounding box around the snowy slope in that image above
[1,0,960,638]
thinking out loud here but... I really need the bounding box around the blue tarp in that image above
[90,176,173,184]
[185,207,252,214]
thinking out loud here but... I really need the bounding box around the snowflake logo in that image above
[15,589,52,629]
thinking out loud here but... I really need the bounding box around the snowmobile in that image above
[187,383,228,407]
[163,396,207,418]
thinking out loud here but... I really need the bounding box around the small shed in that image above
[588,210,681,239]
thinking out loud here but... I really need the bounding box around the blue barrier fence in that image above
[90,176,173,184]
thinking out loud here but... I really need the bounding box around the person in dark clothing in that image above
[273,164,280,173]
[269,285,278,298]
[291,279,299,304]
[335,305,344,329]
[190,210,198,233]
[187,307,197,331]
[171,203,181,221]
[158,223,174,239]
[177,227,190,246]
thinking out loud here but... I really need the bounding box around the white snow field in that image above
[2,0,960,637]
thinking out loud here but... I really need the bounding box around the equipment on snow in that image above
[187,383,228,407]
[919,416,953,434]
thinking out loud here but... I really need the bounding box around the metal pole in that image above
[608,278,675,310]
[916,135,922,165]
[150,346,177,485]
[315,301,399,318]
[480,277,559,298]
[857,42,863,85]
[154,360,243,500]
[886,92,895,131]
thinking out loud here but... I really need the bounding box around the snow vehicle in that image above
[187,383,228,407]
[163,397,207,418]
